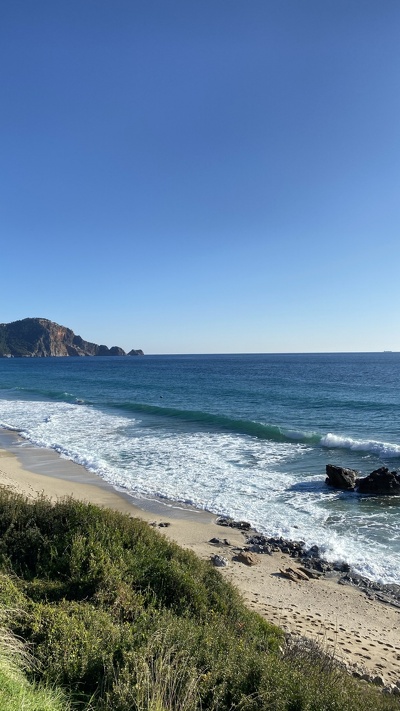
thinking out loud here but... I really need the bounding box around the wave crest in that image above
[320,432,400,458]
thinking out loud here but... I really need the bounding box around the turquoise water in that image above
[0,352,399,583]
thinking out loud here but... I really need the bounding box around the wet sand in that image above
[0,430,399,686]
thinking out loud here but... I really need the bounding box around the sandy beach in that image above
[0,431,399,687]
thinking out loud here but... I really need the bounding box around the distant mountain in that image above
[0,318,144,358]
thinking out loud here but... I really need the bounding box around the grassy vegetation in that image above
[0,487,398,710]
[0,606,69,711]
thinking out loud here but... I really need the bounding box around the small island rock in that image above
[325,464,358,490]
[356,467,400,495]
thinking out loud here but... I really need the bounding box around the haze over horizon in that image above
[2,1,399,354]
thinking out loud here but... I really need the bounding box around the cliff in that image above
[0,318,144,358]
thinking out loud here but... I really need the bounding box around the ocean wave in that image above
[320,433,400,459]
[111,401,321,445]
[0,397,399,584]
[2,395,399,463]
[0,385,88,405]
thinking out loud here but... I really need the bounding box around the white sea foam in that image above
[0,398,399,585]
[320,432,400,458]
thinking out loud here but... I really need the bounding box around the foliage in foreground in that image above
[0,606,68,711]
[0,488,398,711]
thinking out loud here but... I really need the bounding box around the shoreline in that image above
[1,429,400,686]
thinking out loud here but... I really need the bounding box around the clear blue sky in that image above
[1,1,399,353]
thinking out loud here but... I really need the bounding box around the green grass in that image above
[0,487,398,711]
[0,607,68,711]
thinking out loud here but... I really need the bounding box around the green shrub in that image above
[0,605,69,711]
[0,488,399,711]
[0,572,27,610]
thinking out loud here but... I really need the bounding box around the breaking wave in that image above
[320,433,400,459]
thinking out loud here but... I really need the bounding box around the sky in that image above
[1,1,399,354]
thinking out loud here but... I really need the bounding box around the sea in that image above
[0,352,399,585]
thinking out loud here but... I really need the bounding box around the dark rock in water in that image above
[216,516,233,527]
[302,557,334,574]
[306,544,320,559]
[245,544,265,554]
[108,346,126,356]
[325,464,358,490]
[325,462,400,495]
[244,535,273,554]
[243,534,307,558]
[334,561,351,573]
[233,520,251,530]
[356,467,400,495]
[247,534,267,546]
[268,537,305,557]
[97,344,112,356]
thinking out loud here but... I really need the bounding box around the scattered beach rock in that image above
[236,551,259,566]
[372,674,386,686]
[280,567,310,582]
[210,554,229,567]
[252,535,306,557]
[245,534,273,554]
[356,467,400,495]
[246,543,268,554]
[325,464,358,490]
[242,531,356,581]
[209,537,230,546]
[216,516,251,530]
[213,463,400,613]
[338,572,400,607]
[297,566,321,580]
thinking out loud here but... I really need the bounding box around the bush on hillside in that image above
[0,487,398,711]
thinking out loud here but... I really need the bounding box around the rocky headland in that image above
[0,318,144,357]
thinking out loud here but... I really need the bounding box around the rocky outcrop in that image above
[235,551,259,566]
[0,318,143,358]
[108,346,126,357]
[325,464,358,490]
[326,464,400,496]
[128,348,144,356]
[215,516,251,530]
[356,467,400,495]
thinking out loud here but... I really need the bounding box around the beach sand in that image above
[0,431,399,687]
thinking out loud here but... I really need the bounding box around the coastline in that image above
[0,429,399,686]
